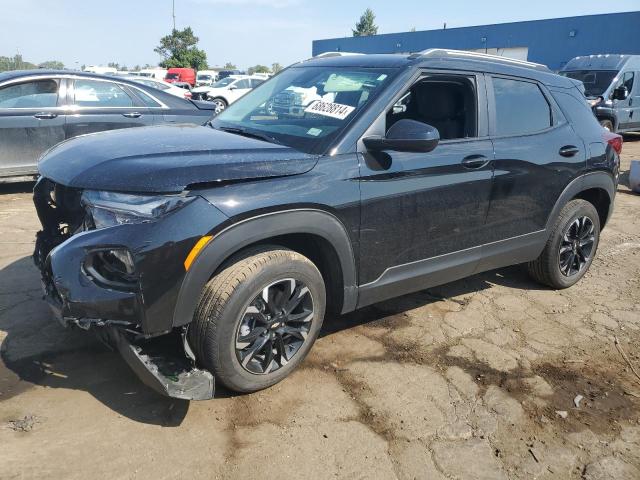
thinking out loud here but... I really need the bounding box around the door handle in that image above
[461,154,490,169]
[559,145,580,157]
[122,112,142,118]
[34,112,58,119]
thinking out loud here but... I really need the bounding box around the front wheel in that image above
[189,247,326,393]
[527,199,600,289]
[209,97,227,115]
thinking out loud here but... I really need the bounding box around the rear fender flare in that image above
[172,209,358,327]
[544,171,616,232]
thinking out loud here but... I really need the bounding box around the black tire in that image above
[527,199,600,289]
[189,246,326,393]
[600,119,614,132]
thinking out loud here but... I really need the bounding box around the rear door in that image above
[485,75,585,243]
[0,77,66,177]
[65,78,153,139]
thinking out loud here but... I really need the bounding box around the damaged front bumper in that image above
[32,178,228,400]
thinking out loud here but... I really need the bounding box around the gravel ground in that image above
[1,136,639,480]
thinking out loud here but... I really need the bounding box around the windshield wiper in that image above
[215,126,283,146]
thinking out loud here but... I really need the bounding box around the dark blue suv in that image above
[33,49,622,400]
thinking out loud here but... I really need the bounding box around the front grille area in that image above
[33,178,87,270]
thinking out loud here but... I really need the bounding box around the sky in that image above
[1,0,638,70]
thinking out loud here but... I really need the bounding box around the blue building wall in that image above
[312,12,640,71]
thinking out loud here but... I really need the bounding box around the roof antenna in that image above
[172,0,176,30]
[443,22,447,30]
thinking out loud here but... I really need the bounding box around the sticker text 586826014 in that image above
[304,100,356,120]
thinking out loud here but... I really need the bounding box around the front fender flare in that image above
[172,209,358,327]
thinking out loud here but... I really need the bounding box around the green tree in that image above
[271,62,283,73]
[247,65,270,75]
[0,54,37,72]
[223,62,237,70]
[352,8,378,37]
[38,60,65,69]
[154,27,208,70]
[107,62,120,70]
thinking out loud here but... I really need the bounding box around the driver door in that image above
[357,72,494,305]
[616,72,637,130]
[227,79,252,103]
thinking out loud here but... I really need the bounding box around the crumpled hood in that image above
[38,124,318,193]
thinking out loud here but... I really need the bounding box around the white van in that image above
[137,68,168,80]
[83,65,117,75]
[196,70,219,87]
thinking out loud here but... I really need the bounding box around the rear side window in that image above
[552,88,602,137]
[134,89,162,107]
[0,79,59,108]
[492,77,551,136]
[74,79,134,107]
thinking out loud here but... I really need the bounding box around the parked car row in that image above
[0,70,216,181]
[191,75,266,113]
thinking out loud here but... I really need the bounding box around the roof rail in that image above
[409,48,549,70]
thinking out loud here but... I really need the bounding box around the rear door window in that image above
[492,77,552,136]
[73,79,134,107]
[0,79,59,108]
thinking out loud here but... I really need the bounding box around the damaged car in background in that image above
[33,50,621,400]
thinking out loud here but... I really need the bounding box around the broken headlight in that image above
[81,190,195,229]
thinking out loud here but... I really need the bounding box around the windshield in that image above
[211,66,397,154]
[211,77,236,88]
[561,70,618,97]
[198,74,212,81]
[165,73,179,80]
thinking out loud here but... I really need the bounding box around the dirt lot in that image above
[1,137,639,480]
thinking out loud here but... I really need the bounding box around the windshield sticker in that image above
[377,74,388,81]
[307,127,322,137]
[304,100,355,120]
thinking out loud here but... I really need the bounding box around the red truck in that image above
[165,67,196,87]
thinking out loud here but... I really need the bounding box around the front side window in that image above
[386,74,477,140]
[492,77,551,136]
[0,79,59,108]
[234,79,251,89]
[74,79,134,107]
[622,72,635,94]
[212,66,397,154]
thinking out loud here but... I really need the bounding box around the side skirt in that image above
[356,230,547,309]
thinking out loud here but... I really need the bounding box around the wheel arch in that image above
[545,172,615,233]
[172,209,358,328]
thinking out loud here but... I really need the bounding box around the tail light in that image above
[603,131,623,155]
[184,92,192,99]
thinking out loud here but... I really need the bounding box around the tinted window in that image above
[250,79,264,88]
[493,78,551,136]
[74,79,134,107]
[0,79,59,108]
[134,89,162,107]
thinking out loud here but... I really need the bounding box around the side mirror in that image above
[612,85,629,101]
[228,85,237,90]
[363,119,440,153]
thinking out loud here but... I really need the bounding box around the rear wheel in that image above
[600,119,614,132]
[527,199,600,289]
[189,247,326,393]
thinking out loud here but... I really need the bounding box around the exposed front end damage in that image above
[32,177,226,400]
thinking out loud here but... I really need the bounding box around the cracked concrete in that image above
[1,136,640,479]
